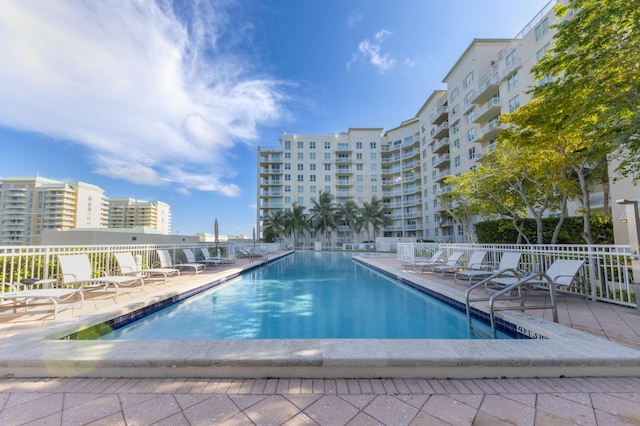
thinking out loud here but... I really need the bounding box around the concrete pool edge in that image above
[0,253,638,379]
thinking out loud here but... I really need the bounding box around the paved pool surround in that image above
[0,252,638,379]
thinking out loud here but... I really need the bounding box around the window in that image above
[451,104,459,120]
[507,72,518,91]
[310,163,316,171]
[297,197,304,204]
[465,108,475,124]
[324,175,331,182]
[454,156,461,167]
[453,138,460,151]
[310,186,316,193]
[324,164,331,171]
[509,95,520,113]
[535,18,549,41]
[538,74,553,86]
[310,175,316,182]
[467,127,476,142]
[310,152,316,160]
[284,140,291,149]
[370,153,377,160]
[371,186,377,193]
[356,142,362,149]
[464,90,474,106]
[505,50,517,67]
[285,174,291,181]
[468,146,476,160]
[371,164,378,171]
[285,185,291,192]
[284,163,291,170]
[297,153,303,160]
[324,152,331,160]
[324,141,331,149]
[284,152,291,159]
[371,176,377,182]
[297,175,304,182]
[357,164,363,171]
[297,164,304,171]
[356,153,363,160]
[357,175,363,182]
[325,186,331,193]
[297,186,304,192]
[285,196,291,203]
[309,141,316,149]
[450,87,459,102]
[370,142,377,149]
[536,43,551,61]
[463,71,473,89]
[297,141,303,149]
[451,122,460,134]
[357,186,363,193]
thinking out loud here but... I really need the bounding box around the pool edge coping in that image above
[0,252,638,379]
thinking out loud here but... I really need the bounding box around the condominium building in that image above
[107,198,171,235]
[258,0,628,245]
[258,128,383,244]
[0,176,108,245]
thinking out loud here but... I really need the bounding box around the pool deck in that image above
[1,251,640,424]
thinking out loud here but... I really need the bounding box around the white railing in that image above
[397,243,636,308]
[0,243,234,289]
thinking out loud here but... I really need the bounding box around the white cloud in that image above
[347,29,396,73]
[347,11,363,29]
[0,0,286,196]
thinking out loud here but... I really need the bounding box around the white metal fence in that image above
[397,243,637,308]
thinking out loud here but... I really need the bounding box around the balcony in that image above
[261,168,282,175]
[434,169,451,183]
[478,119,502,142]
[433,153,450,168]
[429,104,448,125]
[336,167,352,174]
[335,157,352,164]
[430,121,449,140]
[500,58,522,81]
[474,96,501,123]
[471,72,499,105]
[431,137,450,154]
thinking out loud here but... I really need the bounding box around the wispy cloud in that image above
[347,29,396,73]
[0,0,287,196]
[346,11,363,29]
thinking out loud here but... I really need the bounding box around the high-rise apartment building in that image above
[258,1,624,245]
[0,177,108,245]
[107,198,171,235]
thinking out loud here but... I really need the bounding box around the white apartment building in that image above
[258,128,383,245]
[258,0,636,245]
[0,176,108,245]
[108,198,171,235]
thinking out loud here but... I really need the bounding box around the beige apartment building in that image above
[0,176,108,245]
[108,198,171,235]
[257,0,637,246]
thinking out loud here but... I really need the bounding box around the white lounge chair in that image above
[411,250,444,272]
[114,252,180,283]
[466,259,587,337]
[157,250,205,274]
[454,252,522,285]
[0,283,83,319]
[430,251,465,277]
[58,254,144,299]
[198,248,235,266]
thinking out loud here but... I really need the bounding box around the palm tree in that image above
[360,196,392,242]
[283,203,308,248]
[336,199,361,243]
[262,210,286,243]
[309,191,337,245]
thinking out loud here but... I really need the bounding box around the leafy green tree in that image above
[309,191,337,244]
[360,196,391,242]
[532,0,640,180]
[283,203,308,248]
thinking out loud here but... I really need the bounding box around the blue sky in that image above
[0,0,550,237]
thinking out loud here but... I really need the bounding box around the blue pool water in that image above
[97,252,508,340]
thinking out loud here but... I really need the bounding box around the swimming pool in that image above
[95,252,508,340]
